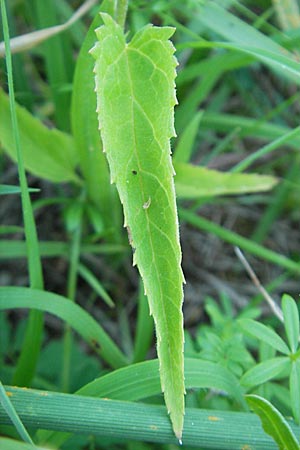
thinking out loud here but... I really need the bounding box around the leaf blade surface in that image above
[92,14,185,438]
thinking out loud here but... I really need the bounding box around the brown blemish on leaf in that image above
[150,425,158,431]
[91,339,101,350]
[6,391,12,397]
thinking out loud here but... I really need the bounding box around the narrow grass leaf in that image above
[246,394,300,450]
[38,357,246,448]
[0,438,48,450]
[3,387,290,449]
[238,319,290,355]
[0,381,33,445]
[78,263,115,308]
[174,163,278,199]
[133,283,154,363]
[180,40,300,86]
[201,112,300,149]
[192,2,300,84]
[92,15,184,439]
[231,126,300,173]
[173,111,203,163]
[0,185,39,195]
[0,287,128,369]
[241,357,290,387]
[0,89,80,183]
[290,360,300,424]
[76,358,245,405]
[0,240,125,259]
[282,294,300,353]
[1,0,44,387]
[179,209,300,275]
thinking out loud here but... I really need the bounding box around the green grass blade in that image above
[179,209,300,274]
[32,0,73,131]
[2,386,295,449]
[92,15,185,439]
[174,163,278,199]
[0,240,125,259]
[132,282,154,363]
[246,394,300,450]
[201,112,300,148]
[0,287,128,369]
[78,263,115,308]
[0,381,33,445]
[282,294,300,354]
[0,0,44,387]
[76,358,246,405]
[0,438,48,450]
[0,185,39,195]
[290,360,300,424]
[173,111,203,163]
[37,357,246,447]
[231,126,300,173]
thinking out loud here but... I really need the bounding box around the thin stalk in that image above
[231,126,300,173]
[0,0,44,387]
[252,154,300,243]
[61,202,83,393]
[179,208,300,274]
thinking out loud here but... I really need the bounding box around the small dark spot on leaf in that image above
[132,170,137,175]
[91,339,101,350]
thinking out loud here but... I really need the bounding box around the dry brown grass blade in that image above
[234,246,284,322]
[0,0,97,57]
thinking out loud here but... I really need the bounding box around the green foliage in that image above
[1,0,300,448]
[0,89,79,184]
[246,394,300,450]
[240,295,300,425]
[91,14,184,438]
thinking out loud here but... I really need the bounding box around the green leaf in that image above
[174,163,278,199]
[77,358,245,405]
[92,15,185,439]
[246,394,300,450]
[0,185,39,195]
[71,4,122,236]
[173,110,203,163]
[191,2,300,85]
[241,357,290,387]
[290,360,300,424]
[282,294,300,354]
[238,319,290,355]
[0,88,80,183]
[3,387,292,450]
[38,357,246,448]
[0,381,33,445]
[0,286,127,369]
[0,438,48,450]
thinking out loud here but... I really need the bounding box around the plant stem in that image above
[61,200,83,393]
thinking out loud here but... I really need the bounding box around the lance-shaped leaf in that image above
[91,14,185,439]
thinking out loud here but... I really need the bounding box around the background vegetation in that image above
[1,0,300,449]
